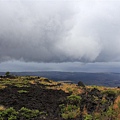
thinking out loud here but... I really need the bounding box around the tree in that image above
[5,71,10,76]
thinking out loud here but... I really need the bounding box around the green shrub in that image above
[8,115,17,120]
[102,90,117,97]
[60,104,80,119]
[67,95,81,105]
[106,106,116,117]
[59,95,81,119]
[61,106,80,119]
[62,105,78,113]
[0,107,41,119]
[19,107,39,119]
[18,90,28,93]
[0,107,18,120]
[84,114,93,120]
[101,98,107,105]
[101,106,117,119]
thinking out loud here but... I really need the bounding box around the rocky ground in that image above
[0,76,120,120]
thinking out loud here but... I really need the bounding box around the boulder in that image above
[78,81,85,87]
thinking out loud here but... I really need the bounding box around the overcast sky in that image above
[0,0,120,72]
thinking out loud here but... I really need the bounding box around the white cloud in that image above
[0,0,120,63]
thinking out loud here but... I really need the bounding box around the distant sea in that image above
[0,71,120,87]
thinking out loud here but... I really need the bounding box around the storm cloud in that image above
[0,0,120,63]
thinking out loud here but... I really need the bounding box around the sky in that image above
[0,0,120,72]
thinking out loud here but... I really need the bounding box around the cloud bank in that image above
[0,0,120,63]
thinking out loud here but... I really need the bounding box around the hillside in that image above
[0,76,120,120]
[0,71,120,87]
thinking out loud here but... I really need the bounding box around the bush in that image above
[59,95,81,119]
[102,90,117,97]
[18,107,40,119]
[100,106,117,119]
[84,114,93,120]
[0,107,41,119]
[67,95,81,105]
[61,105,80,119]
[0,107,18,120]
[18,90,28,93]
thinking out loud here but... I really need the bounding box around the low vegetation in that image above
[0,75,120,119]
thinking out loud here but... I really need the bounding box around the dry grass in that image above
[112,95,120,119]
[82,106,87,115]
[29,80,36,84]
[113,96,120,109]
[0,105,6,111]
[56,83,84,94]
[0,85,7,89]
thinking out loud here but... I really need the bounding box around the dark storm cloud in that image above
[0,0,120,63]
